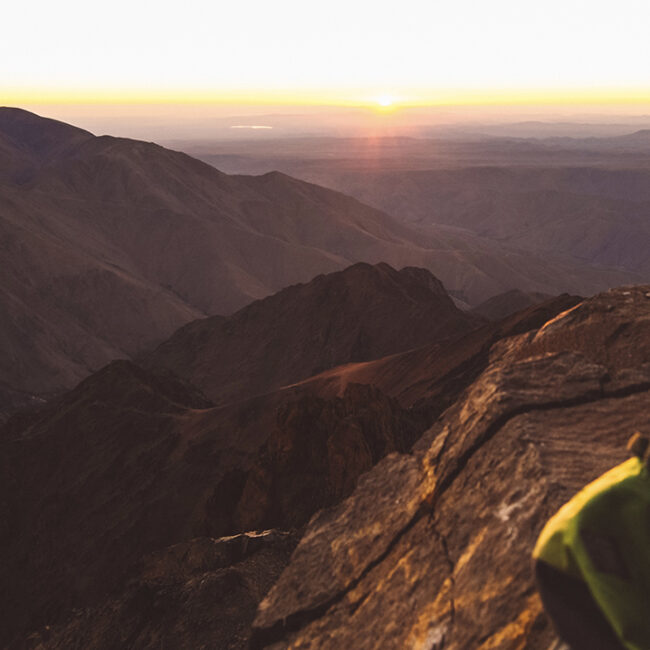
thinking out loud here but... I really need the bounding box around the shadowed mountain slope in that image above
[0,360,424,647]
[283,292,583,412]
[25,531,299,650]
[144,262,481,405]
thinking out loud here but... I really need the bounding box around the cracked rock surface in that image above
[252,286,650,649]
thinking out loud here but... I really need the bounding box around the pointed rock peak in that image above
[145,262,480,406]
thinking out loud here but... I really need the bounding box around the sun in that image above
[376,95,394,107]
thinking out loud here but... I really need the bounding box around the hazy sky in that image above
[3,0,650,107]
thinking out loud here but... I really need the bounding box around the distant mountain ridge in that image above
[268,163,650,277]
[543,128,650,151]
[144,262,481,405]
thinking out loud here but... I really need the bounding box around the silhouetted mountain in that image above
[145,262,481,405]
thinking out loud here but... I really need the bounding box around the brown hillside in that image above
[145,262,481,405]
[0,109,468,397]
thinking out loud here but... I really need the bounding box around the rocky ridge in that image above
[3,283,648,648]
[251,285,650,649]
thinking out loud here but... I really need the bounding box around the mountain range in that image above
[0,108,641,405]
[313,166,650,276]
[0,108,452,397]
[180,134,650,277]
[2,107,650,649]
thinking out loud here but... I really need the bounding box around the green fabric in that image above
[534,457,650,650]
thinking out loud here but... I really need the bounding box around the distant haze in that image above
[9,102,650,142]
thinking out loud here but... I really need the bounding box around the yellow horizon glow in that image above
[4,86,650,109]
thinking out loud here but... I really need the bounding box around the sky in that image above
[2,0,649,137]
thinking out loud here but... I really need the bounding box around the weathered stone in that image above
[253,452,432,632]
[251,286,650,649]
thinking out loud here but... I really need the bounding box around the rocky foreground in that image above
[3,285,649,648]
[252,285,650,648]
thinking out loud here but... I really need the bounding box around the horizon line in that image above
[5,87,650,109]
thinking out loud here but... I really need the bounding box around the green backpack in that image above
[534,435,650,650]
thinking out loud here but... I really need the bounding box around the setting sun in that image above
[377,95,394,107]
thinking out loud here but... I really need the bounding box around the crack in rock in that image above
[251,355,650,648]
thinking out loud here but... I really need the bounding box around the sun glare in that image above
[377,95,393,107]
